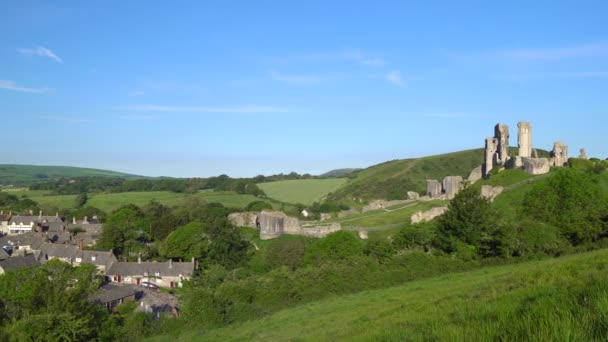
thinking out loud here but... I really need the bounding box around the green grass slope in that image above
[329,149,485,204]
[258,178,348,205]
[165,248,608,341]
[0,164,140,186]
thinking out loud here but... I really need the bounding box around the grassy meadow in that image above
[9,190,273,212]
[160,248,608,341]
[258,178,348,205]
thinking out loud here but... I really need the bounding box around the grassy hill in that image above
[157,248,608,341]
[258,178,348,205]
[319,168,361,178]
[328,149,485,204]
[0,164,141,186]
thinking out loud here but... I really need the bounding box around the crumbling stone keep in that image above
[426,180,442,198]
[442,176,463,200]
[518,122,532,158]
[551,141,568,167]
[484,137,499,177]
[494,123,510,163]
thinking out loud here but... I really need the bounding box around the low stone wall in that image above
[300,223,342,238]
[228,212,258,228]
[480,185,504,202]
[411,206,448,224]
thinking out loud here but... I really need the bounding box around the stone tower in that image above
[484,137,498,177]
[494,123,510,163]
[551,141,568,167]
[517,122,532,158]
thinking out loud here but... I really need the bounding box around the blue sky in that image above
[1,1,607,177]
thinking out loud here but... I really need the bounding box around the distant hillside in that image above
[258,178,348,205]
[0,164,141,187]
[328,149,485,203]
[319,168,361,178]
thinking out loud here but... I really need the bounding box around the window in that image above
[75,258,82,263]
[154,272,160,277]
[91,256,96,262]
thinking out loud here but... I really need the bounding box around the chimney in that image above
[55,212,59,218]
[83,216,88,224]
[39,210,42,219]
[169,259,173,269]
[73,217,76,225]
[192,257,196,269]
[137,253,142,264]
[29,209,33,215]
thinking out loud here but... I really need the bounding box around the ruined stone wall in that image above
[426,180,442,197]
[411,206,448,224]
[480,185,504,202]
[228,212,258,227]
[300,223,342,238]
[443,176,463,200]
[495,123,510,163]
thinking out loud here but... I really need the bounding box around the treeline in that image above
[28,170,331,196]
[29,175,266,197]
[0,192,40,213]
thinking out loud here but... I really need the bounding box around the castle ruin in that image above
[481,121,572,178]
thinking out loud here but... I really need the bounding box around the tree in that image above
[97,204,148,256]
[523,168,608,245]
[264,237,308,269]
[304,231,363,265]
[74,192,88,208]
[206,219,249,269]
[435,185,500,257]
[161,222,208,260]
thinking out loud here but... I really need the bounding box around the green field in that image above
[11,190,273,212]
[0,164,140,186]
[161,248,608,341]
[258,178,348,205]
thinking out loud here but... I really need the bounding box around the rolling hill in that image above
[257,178,348,205]
[327,149,485,203]
[0,164,142,187]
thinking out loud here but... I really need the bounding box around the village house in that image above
[39,242,117,273]
[91,283,141,312]
[0,211,65,236]
[0,254,40,275]
[106,257,196,289]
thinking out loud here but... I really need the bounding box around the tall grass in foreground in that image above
[164,248,608,341]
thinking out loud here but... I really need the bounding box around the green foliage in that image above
[246,200,272,212]
[523,168,608,244]
[363,237,394,262]
[74,192,88,208]
[304,231,363,265]
[0,261,108,341]
[206,221,250,269]
[392,222,436,251]
[97,204,149,256]
[161,222,208,260]
[263,237,309,270]
[435,185,504,258]
[0,192,40,212]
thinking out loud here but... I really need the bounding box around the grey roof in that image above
[0,248,9,260]
[40,242,116,268]
[9,215,63,225]
[91,284,140,304]
[0,254,40,272]
[45,221,67,233]
[106,261,195,278]
[0,233,46,250]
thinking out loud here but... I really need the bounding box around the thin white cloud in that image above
[270,70,322,85]
[494,43,608,61]
[264,49,387,67]
[385,70,405,87]
[18,46,63,63]
[122,105,287,113]
[37,115,95,124]
[0,80,50,93]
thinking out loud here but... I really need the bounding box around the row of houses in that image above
[0,212,103,247]
[0,231,196,288]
